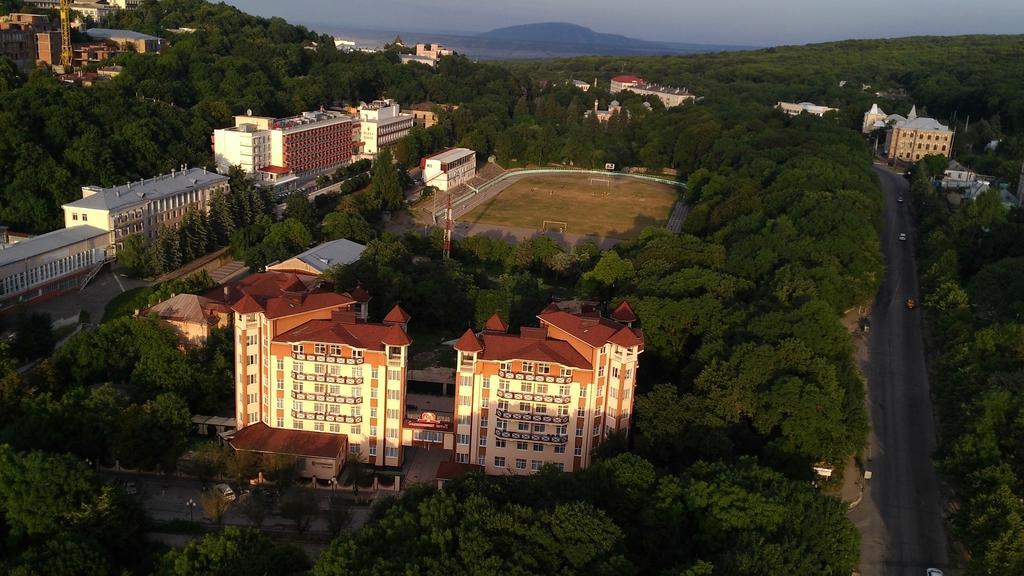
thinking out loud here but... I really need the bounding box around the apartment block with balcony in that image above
[452,302,643,475]
[228,271,411,471]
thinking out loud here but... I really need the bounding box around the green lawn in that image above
[463,175,679,239]
[102,286,155,323]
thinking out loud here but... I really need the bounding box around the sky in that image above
[225,0,1024,46]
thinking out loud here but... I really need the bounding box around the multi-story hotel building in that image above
[61,167,229,255]
[421,148,476,191]
[228,271,411,472]
[452,302,643,475]
[884,106,953,162]
[609,75,696,108]
[357,99,414,155]
[213,109,357,186]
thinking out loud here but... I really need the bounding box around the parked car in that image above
[926,569,943,576]
[213,483,236,501]
[898,232,907,241]
[906,298,917,309]
[123,480,138,495]
[897,196,905,203]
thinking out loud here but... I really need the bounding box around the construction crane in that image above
[59,0,72,69]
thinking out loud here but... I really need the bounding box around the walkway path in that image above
[665,200,688,233]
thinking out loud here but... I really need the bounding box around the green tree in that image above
[117,234,156,278]
[368,148,403,212]
[322,211,376,243]
[157,527,309,576]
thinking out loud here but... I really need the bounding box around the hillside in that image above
[482,22,666,49]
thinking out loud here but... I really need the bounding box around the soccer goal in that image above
[589,177,612,187]
[542,220,568,233]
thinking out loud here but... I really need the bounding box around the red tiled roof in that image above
[537,310,622,348]
[259,165,290,175]
[383,304,411,323]
[264,292,354,319]
[231,293,263,314]
[219,272,318,304]
[479,332,591,369]
[612,74,643,83]
[436,461,484,481]
[274,318,410,350]
[229,422,348,459]
[610,300,637,323]
[483,313,508,333]
[382,323,412,346]
[347,285,371,303]
[609,326,644,348]
[454,328,482,352]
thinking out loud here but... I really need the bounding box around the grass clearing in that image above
[462,174,680,239]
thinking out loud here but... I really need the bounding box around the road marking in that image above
[113,272,126,293]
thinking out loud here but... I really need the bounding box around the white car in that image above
[897,196,905,203]
[213,483,236,501]
[898,233,907,241]
[926,569,943,576]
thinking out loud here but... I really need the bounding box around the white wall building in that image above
[357,99,414,156]
[776,101,839,117]
[421,148,476,192]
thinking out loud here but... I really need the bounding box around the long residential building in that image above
[357,99,414,155]
[226,271,410,474]
[453,302,643,474]
[610,75,696,107]
[213,109,357,187]
[882,105,953,162]
[776,101,839,117]
[62,166,229,254]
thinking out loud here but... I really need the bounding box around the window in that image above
[314,343,326,355]
[578,386,586,397]
[482,378,490,389]
[479,417,488,428]
[515,458,526,470]
[479,436,486,447]
[496,420,507,430]
[314,364,326,374]
[369,444,377,456]
[458,414,472,425]
[518,423,530,432]
[478,457,486,466]
[276,418,284,427]
[537,363,549,374]
[535,404,547,415]
[329,344,341,356]
[386,408,400,420]
[370,426,377,436]
[314,422,324,432]
[597,384,604,397]
[388,369,401,381]
[295,401,303,412]
[350,444,361,454]
[371,386,378,398]
[459,395,472,406]
[460,375,473,388]
[293,421,304,430]
[556,425,567,435]
[247,393,258,404]
[82,213,88,222]
[386,428,398,439]
[531,460,542,471]
[351,425,361,435]
[353,349,363,359]
[276,378,284,390]
[498,400,509,410]
[247,334,258,346]
[516,441,528,451]
[292,344,303,354]
[577,408,586,417]
[295,362,304,373]
[495,439,506,448]
[574,446,582,456]
[247,354,257,366]
[385,447,399,458]
[519,402,530,412]
[481,398,489,408]
[500,362,511,372]
[455,453,469,463]
[330,423,340,433]
[560,367,572,378]
[314,402,326,413]
[387,389,400,401]
[536,383,548,394]
[494,456,506,467]
[533,443,544,452]
[522,361,534,373]
[610,387,619,399]
[611,367,619,378]
[593,424,601,435]
[276,397,283,409]
[554,444,566,454]
[276,358,284,370]
[533,424,545,433]
[521,382,533,393]
[625,368,632,380]
[554,463,564,471]
[499,379,510,391]
[598,366,605,378]
[576,427,583,437]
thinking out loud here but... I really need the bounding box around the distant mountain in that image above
[476,22,753,56]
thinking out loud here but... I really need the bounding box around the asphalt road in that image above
[849,166,950,575]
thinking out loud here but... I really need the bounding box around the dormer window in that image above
[500,362,511,372]
[522,361,534,374]
[292,343,303,354]
[537,363,550,375]
[314,343,327,355]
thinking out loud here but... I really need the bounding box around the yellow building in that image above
[143,293,230,345]
[228,271,411,470]
[883,106,953,162]
[452,302,643,474]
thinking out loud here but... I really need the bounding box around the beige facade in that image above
[0,225,108,310]
[453,303,643,475]
[885,112,953,162]
[422,148,475,191]
[357,99,413,155]
[62,167,229,254]
[230,272,411,469]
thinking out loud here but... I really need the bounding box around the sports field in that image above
[461,174,680,239]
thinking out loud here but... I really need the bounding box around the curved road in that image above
[849,166,950,575]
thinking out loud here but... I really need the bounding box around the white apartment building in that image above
[61,167,230,254]
[357,99,414,156]
[421,148,476,191]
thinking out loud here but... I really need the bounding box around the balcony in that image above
[292,351,364,365]
[291,409,362,424]
[497,369,569,385]
[495,409,569,424]
[291,371,363,385]
[495,389,571,405]
[494,428,568,445]
[292,389,363,404]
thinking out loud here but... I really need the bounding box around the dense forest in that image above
[0,0,1021,573]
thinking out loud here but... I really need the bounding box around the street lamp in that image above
[186,498,196,522]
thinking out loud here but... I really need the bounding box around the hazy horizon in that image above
[224,0,1024,46]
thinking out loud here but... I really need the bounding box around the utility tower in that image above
[59,0,72,69]
[442,192,453,260]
